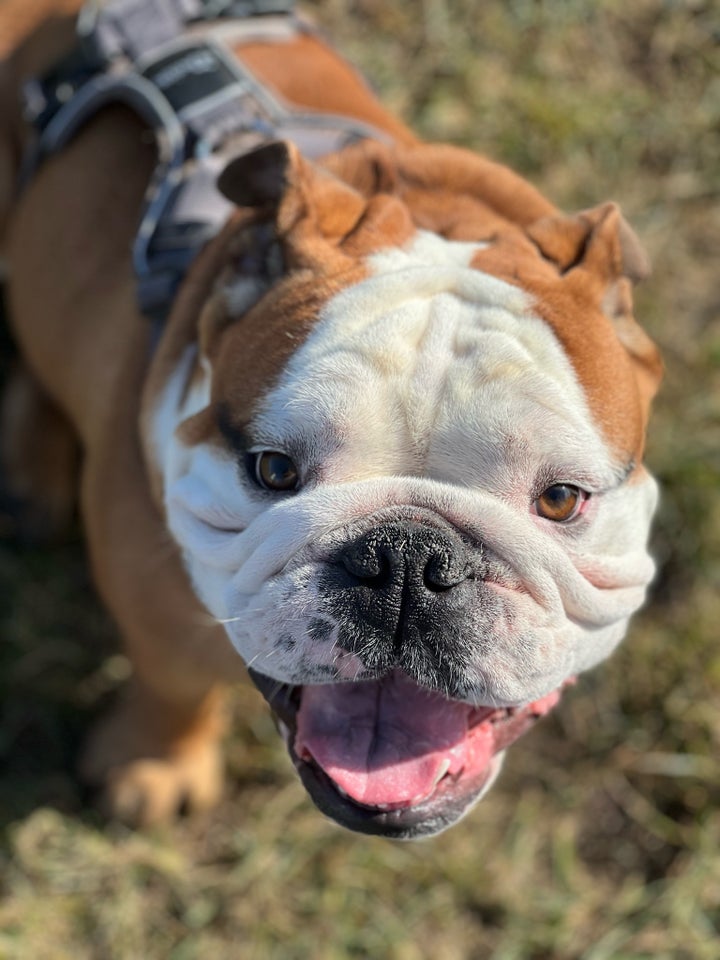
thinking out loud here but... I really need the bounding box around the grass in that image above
[1,0,719,957]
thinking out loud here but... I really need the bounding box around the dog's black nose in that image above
[324,520,477,681]
[338,522,468,593]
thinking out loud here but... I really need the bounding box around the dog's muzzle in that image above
[248,515,569,837]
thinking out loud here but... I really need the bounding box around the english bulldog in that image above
[0,1,661,838]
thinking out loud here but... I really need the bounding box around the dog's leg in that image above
[77,440,245,825]
[0,359,80,541]
[79,676,228,825]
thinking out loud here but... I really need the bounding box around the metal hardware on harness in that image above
[20,0,390,324]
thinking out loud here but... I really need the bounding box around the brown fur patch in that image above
[470,239,658,461]
[0,0,80,61]
[210,261,368,436]
[235,33,417,148]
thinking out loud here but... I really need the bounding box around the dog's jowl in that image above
[0,0,661,837]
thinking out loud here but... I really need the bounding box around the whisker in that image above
[268,679,287,701]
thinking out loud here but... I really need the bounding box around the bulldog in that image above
[0,0,662,838]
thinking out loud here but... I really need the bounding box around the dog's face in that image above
[146,142,661,838]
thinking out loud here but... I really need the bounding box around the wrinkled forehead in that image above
[221,233,624,487]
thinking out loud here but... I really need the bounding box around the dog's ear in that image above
[217,140,293,210]
[217,140,368,253]
[528,203,662,404]
[527,202,650,284]
[202,142,373,358]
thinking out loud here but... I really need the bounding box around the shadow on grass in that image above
[0,534,118,831]
[0,292,117,831]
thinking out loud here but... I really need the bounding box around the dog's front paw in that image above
[79,687,226,826]
[98,750,224,826]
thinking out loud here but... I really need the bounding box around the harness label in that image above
[143,44,239,112]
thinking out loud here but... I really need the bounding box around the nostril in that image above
[423,576,453,593]
[343,557,392,587]
[423,554,468,592]
[341,543,393,587]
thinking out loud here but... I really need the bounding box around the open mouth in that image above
[249,668,564,838]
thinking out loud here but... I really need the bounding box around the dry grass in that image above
[1,1,719,957]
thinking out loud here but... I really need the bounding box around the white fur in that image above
[149,230,658,705]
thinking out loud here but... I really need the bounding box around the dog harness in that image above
[21,0,390,322]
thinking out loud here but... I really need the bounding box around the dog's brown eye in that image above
[254,451,299,492]
[535,484,585,522]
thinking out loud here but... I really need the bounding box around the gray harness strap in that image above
[21,0,390,322]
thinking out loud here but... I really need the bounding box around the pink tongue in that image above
[295,672,474,807]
